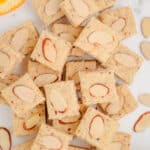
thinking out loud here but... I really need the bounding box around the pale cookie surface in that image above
[141,17,150,37]
[66,61,97,90]
[13,104,45,136]
[140,41,150,60]
[0,75,19,105]
[44,81,80,119]
[52,23,84,57]
[31,30,71,72]
[74,18,119,64]
[28,60,61,87]
[12,139,34,150]
[0,44,24,79]
[60,0,99,27]
[79,69,119,105]
[31,123,72,150]
[99,7,137,40]
[103,44,143,83]
[32,0,64,25]
[99,84,138,119]
[1,73,45,117]
[76,108,119,150]
[0,20,39,55]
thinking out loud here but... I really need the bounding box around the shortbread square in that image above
[0,44,24,79]
[94,0,115,11]
[13,139,34,150]
[31,30,71,72]
[44,81,80,119]
[66,61,97,89]
[79,69,119,105]
[13,104,46,136]
[0,21,39,55]
[99,84,138,119]
[99,7,137,40]
[28,60,61,87]
[99,132,131,150]
[1,73,45,117]
[31,124,72,150]
[32,0,64,25]
[0,75,19,105]
[75,108,119,150]
[52,23,84,56]
[103,44,143,83]
[60,0,99,27]
[74,18,119,63]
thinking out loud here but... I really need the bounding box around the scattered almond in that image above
[138,93,150,107]
[141,17,150,37]
[140,41,150,60]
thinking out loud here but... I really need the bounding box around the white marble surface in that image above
[0,0,150,149]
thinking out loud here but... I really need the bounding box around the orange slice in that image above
[0,0,25,15]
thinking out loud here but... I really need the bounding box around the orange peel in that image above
[0,0,25,15]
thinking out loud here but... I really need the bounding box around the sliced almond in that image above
[138,93,150,107]
[41,135,62,149]
[11,28,29,52]
[106,100,123,115]
[89,115,104,140]
[34,73,58,87]
[71,72,80,85]
[111,18,126,32]
[110,142,122,150]
[88,31,113,45]
[141,17,150,37]
[89,83,109,98]
[42,38,57,63]
[133,111,150,132]
[50,90,67,114]
[23,113,40,131]
[0,128,11,150]
[114,53,137,68]
[45,0,61,16]
[140,41,150,60]
[13,85,35,103]
[70,0,89,18]
[0,51,10,72]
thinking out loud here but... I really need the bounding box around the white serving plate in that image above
[0,0,150,149]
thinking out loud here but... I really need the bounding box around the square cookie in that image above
[31,124,72,150]
[13,104,46,136]
[66,60,97,90]
[44,81,80,119]
[31,30,71,72]
[94,0,115,11]
[12,139,34,150]
[99,132,131,150]
[28,60,61,87]
[32,0,64,25]
[99,84,138,119]
[0,75,19,105]
[75,108,119,150]
[52,23,84,57]
[0,21,39,55]
[74,18,119,63]
[103,44,143,83]
[1,73,45,117]
[60,0,99,27]
[99,7,137,40]
[0,44,24,79]
[79,69,119,105]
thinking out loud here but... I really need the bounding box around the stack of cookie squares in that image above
[0,0,143,150]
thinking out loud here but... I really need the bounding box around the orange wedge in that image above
[0,0,25,15]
